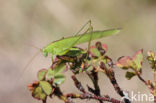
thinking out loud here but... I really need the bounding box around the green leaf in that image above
[47,69,55,80]
[90,46,101,57]
[32,86,46,100]
[132,49,143,71]
[47,63,65,80]
[53,63,65,75]
[47,69,65,85]
[54,74,65,85]
[37,69,47,81]
[39,81,52,95]
[125,71,136,80]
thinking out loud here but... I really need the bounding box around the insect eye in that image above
[43,52,48,57]
[42,49,48,57]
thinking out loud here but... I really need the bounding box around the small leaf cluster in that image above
[28,60,66,100]
[116,49,143,79]
[28,42,111,102]
[147,51,156,70]
[116,49,156,98]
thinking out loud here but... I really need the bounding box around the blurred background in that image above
[1,0,156,103]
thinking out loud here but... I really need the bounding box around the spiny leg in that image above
[69,20,93,59]
[60,20,92,54]
[74,20,92,36]
[87,20,93,55]
[70,20,93,47]
[81,20,93,59]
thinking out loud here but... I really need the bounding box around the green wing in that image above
[42,28,120,56]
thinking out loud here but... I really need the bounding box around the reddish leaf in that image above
[102,44,108,52]
[37,69,48,81]
[90,43,108,57]
[116,49,143,71]
[116,56,133,70]
[32,86,47,100]
[28,81,39,91]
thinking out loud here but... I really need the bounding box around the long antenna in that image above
[18,50,41,82]
[25,43,41,50]
[19,44,42,80]
[24,51,41,73]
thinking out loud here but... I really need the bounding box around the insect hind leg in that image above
[85,21,93,58]
[74,20,92,36]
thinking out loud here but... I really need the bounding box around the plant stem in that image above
[87,69,103,103]
[99,62,131,103]
[54,87,73,103]
[66,93,123,103]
